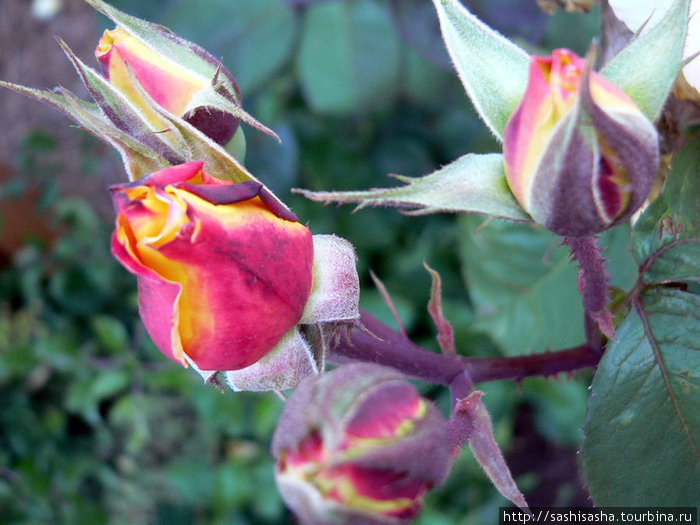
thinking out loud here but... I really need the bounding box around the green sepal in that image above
[57,90,172,180]
[152,107,253,183]
[0,81,170,180]
[146,96,294,216]
[601,0,690,122]
[118,59,252,183]
[430,0,530,141]
[296,153,530,222]
[57,39,186,165]
[115,62,276,195]
[184,80,280,142]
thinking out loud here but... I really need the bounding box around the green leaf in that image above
[401,47,452,106]
[458,220,638,356]
[603,224,638,291]
[91,315,128,352]
[581,287,700,505]
[66,370,129,425]
[601,0,689,122]
[297,0,401,114]
[633,137,700,284]
[458,217,584,355]
[524,377,590,448]
[296,153,530,221]
[430,0,530,140]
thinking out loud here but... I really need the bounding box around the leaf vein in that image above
[634,297,699,461]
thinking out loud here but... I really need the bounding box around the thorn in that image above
[273,390,287,402]
[212,60,223,85]
[473,216,495,233]
[355,320,384,343]
[205,373,226,393]
[424,261,457,356]
[591,308,616,340]
[369,269,406,337]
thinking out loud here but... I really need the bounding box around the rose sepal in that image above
[295,153,531,222]
[0,80,171,180]
[182,324,323,393]
[58,39,187,165]
[601,0,691,121]
[300,235,360,325]
[225,329,318,392]
[180,80,280,143]
[139,88,294,215]
[430,0,530,140]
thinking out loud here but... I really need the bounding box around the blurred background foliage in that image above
[0,0,627,523]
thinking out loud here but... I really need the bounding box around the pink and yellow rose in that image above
[503,49,659,236]
[273,364,454,525]
[110,161,314,371]
[96,27,241,146]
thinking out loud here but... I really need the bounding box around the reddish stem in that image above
[329,310,602,385]
[563,235,614,344]
[461,345,600,383]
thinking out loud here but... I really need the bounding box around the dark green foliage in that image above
[582,138,700,506]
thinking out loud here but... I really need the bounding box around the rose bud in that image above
[503,48,659,237]
[96,26,241,146]
[272,363,454,525]
[110,160,314,371]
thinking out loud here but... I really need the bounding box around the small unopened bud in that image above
[96,26,241,146]
[272,364,454,525]
[503,48,659,236]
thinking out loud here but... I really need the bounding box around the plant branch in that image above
[564,235,615,344]
[328,310,602,385]
[330,310,465,385]
[461,345,600,383]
